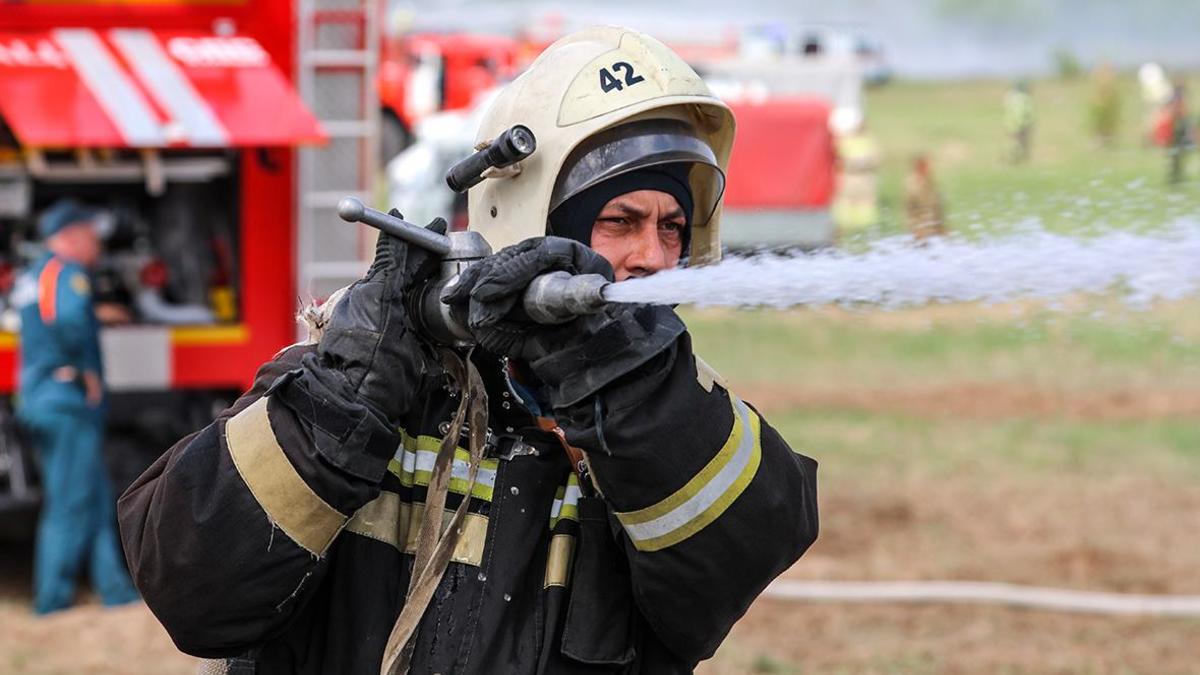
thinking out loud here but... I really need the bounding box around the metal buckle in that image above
[495,434,540,461]
[437,421,496,453]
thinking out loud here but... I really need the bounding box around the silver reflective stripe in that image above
[396,446,497,488]
[620,398,758,545]
[550,483,582,521]
[53,29,166,147]
[109,29,229,146]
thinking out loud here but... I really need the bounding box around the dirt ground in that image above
[0,600,197,675]
[700,602,1200,675]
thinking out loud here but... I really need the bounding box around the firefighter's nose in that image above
[626,225,669,277]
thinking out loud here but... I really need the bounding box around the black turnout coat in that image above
[118,329,818,674]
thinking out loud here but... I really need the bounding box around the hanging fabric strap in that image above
[380,348,488,675]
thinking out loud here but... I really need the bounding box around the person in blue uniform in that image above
[14,199,138,615]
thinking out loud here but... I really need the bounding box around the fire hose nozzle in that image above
[338,194,612,344]
[522,271,611,324]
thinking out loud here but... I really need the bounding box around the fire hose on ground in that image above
[763,579,1200,617]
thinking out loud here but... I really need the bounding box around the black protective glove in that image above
[441,236,611,361]
[315,214,447,423]
[267,215,447,483]
[442,236,685,408]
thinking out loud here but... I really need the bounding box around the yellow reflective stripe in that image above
[615,397,762,552]
[543,534,576,588]
[404,502,489,566]
[549,473,581,528]
[343,490,406,549]
[387,434,498,502]
[225,397,347,555]
[344,493,490,567]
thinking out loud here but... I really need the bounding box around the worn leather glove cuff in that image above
[530,304,685,409]
[267,353,401,483]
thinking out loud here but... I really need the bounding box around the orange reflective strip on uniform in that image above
[37,258,63,324]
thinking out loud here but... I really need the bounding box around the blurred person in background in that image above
[1088,63,1121,149]
[830,107,881,239]
[1005,79,1034,163]
[12,199,137,614]
[118,26,818,675]
[904,154,946,241]
[1139,62,1173,146]
[1164,84,1194,185]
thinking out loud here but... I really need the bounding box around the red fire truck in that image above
[377,31,524,163]
[0,0,378,517]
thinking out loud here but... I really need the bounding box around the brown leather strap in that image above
[535,416,599,497]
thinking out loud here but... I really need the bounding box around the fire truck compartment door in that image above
[723,97,835,209]
[0,29,325,148]
[100,326,170,392]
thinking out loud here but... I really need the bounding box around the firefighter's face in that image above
[590,190,685,281]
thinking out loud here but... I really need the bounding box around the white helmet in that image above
[467,26,735,265]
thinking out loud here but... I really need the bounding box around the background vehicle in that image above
[0,0,379,525]
[377,31,524,163]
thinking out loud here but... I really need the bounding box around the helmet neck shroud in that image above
[548,164,696,253]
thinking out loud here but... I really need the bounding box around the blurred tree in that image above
[1088,63,1121,148]
[1052,48,1083,79]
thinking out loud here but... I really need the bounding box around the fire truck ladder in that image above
[296,0,380,317]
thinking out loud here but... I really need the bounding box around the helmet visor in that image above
[550,118,726,228]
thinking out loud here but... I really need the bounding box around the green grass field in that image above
[865,74,1200,238]
[690,74,1200,674]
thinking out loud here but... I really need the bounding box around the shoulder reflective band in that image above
[225,397,347,556]
[345,491,489,567]
[37,258,63,324]
[614,396,762,552]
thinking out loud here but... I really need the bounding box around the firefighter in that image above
[904,154,946,240]
[1165,84,1194,185]
[1005,79,1034,164]
[829,107,881,238]
[14,199,139,614]
[119,27,818,674]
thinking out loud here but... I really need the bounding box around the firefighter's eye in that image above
[661,220,685,232]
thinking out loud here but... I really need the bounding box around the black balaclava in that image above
[547,163,695,254]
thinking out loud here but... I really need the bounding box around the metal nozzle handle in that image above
[336,197,451,256]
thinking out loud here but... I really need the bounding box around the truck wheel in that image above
[0,400,39,515]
